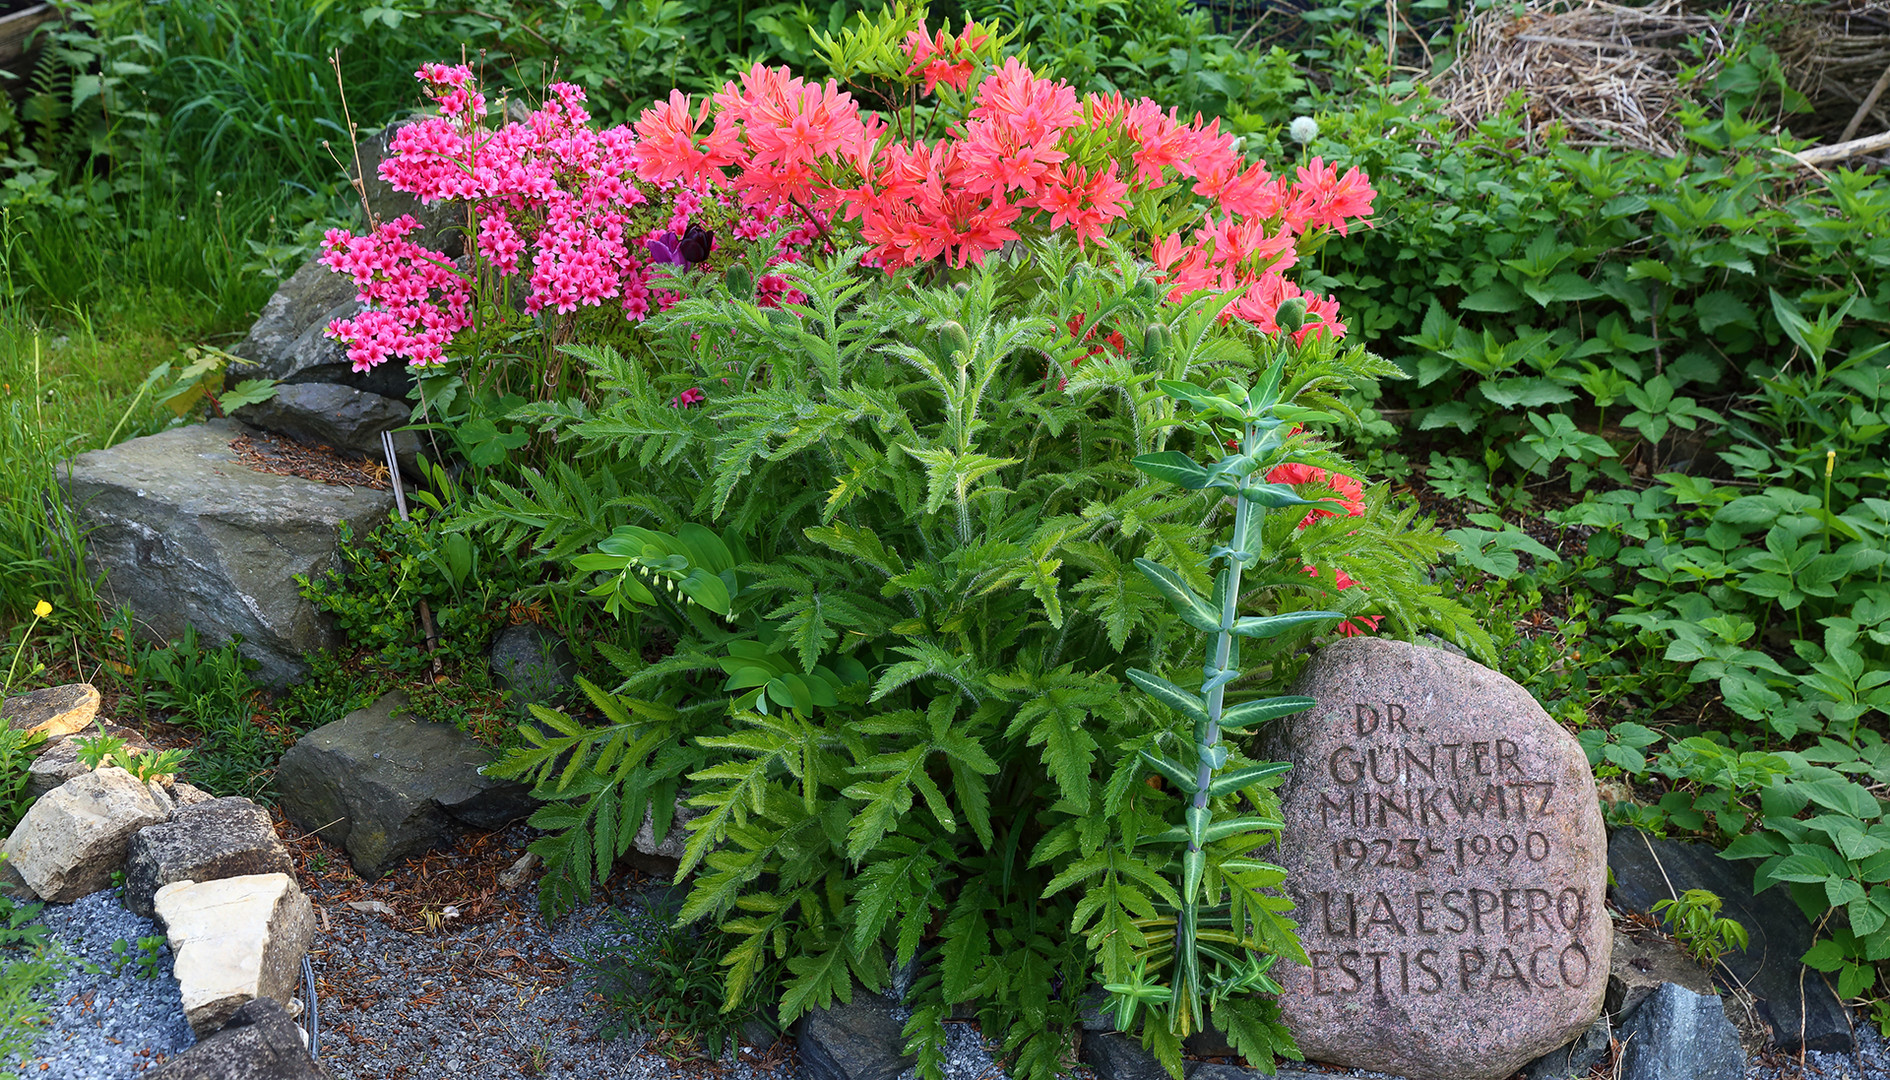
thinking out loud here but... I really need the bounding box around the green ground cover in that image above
[0,0,1886,1072]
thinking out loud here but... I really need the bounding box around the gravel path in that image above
[6,837,1888,1080]
[303,884,798,1080]
[6,890,192,1079]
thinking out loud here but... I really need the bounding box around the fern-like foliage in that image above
[491,238,1485,1080]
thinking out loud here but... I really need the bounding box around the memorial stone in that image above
[1263,637,1609,1080]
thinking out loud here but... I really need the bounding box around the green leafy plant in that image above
[0,888,55,1079]
[1100,297,1346,1059]
[487,243,1484,1080]
[0,726,47,833]
[131,626,275,798]
[578,905,780,1062]
[133,934,168,980]
[1651,888,1749,970]
[71,727,192,785]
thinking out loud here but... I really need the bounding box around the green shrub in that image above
[484,243,1483,1079]
[0,727,46,833]
[301,508,538,679]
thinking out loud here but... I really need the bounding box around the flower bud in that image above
[935,320,971,360]
[1275,298,1307,335]
[725,263,753,300]
[1142,323,1172,361]
[1131,279,1159,303]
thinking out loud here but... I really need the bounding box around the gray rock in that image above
[1523,1013,1612,1080]
[1607,925,1715,1019]
[489,623,575,708]
[795,987,914,1080]
[230,382,417,465]
[1615,982,1744,1080]
[143,996,332,1079]
[3,766,172,901]
[3,682,100,738]
[226,118,463,405]
[124,796,295,918]
[1079,1032,1168,1080]
[225,257,414,402]
[0,857,34,900]
[275,691,535,879]
[1609,830,1850,1051]
[60,419,396,687]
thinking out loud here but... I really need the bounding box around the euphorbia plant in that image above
[1107,297,1348,1056]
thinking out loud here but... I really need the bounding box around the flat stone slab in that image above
[60,419,395,686]
[1263,637,1610,1080]
[231,381,416,464]
[1608,830,1852,1052]
[155,872,316,1037]
[276,691,535,879]
[4,682,100,738]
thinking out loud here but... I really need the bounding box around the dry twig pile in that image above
[1432,0,1743,156]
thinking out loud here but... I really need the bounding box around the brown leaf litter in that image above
[229,433,391,490]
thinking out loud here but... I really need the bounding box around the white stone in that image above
[2,767,170,901]
[154,872,316,1036]
[633,796,703,861]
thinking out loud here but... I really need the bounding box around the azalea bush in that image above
[318,5,1373,391]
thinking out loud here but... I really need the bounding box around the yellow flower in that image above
[32,600,50,618]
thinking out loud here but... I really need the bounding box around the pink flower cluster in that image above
[631,22,1375,338]
[321,66,823,372]
[321,28,1377,372]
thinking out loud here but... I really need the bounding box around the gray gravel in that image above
[304,883,797,1080]
[9,880,1890,1080]
[6,889,193,1079]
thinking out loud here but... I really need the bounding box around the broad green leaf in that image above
[1132,451,1213,489]
[1124,669,1209,725]
[1133,558,1219,633]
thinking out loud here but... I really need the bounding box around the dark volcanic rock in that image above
[144,997,332,1079]
[276,691,536,879]
[1262,637,1610,1080]
[124,797,294,918]
[1522,1014,1612,1080]
[1615,982,1745,1080]
[1609,830,1852,1051]
[796,987,914,1080]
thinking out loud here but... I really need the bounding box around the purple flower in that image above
[647,230,683,265]
[646,224,714,267]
